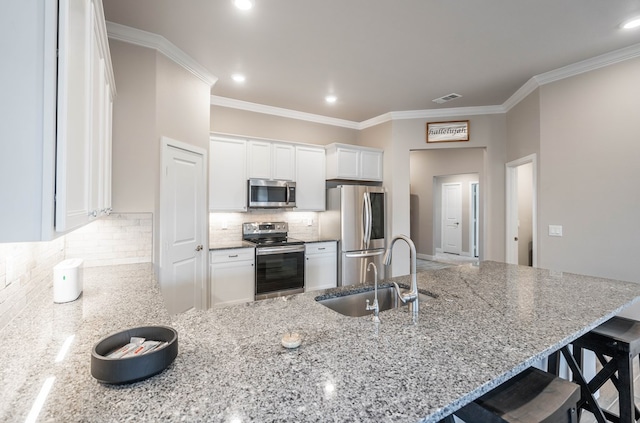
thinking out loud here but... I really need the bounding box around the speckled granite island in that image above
[2,261,640,422]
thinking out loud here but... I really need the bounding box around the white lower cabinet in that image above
[210,248,255,307]
[305,242,338,292]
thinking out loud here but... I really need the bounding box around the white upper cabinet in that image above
[56,0,114,232]
[359,149,383,181]
[247,140,295,181]
[295,146,326,211]
[325,143,383,181]
[0,0,114,241]
[210,137,248,212]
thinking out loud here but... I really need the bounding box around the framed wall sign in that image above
[426,120,469,143]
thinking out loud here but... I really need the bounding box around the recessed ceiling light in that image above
[325,95,337,104]
[231,73,246,83]
[232,0,254,11]
[621,16,640,29]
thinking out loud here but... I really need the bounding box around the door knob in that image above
[195,245,203,251]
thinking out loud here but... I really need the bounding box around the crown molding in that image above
[502,42,640,112]
[106,22,218,87]
[535,42,640,86]
[391,106,506,120]
[358,113,393,130]
[502,77,540,112]
[210,96,361,129]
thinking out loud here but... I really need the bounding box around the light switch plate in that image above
[548,225,563,237]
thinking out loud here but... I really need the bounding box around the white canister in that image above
[53,258,84,303]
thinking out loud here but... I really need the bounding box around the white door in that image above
[442,183,462,255]
[160,139,206,314]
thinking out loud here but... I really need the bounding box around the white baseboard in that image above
[436,248,472,257]
[417,253,435,261]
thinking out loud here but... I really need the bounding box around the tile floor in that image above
[417,252,479,272]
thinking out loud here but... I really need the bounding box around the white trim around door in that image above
[505,154,537,266]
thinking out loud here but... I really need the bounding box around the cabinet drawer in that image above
[210,248,255,264]
[305,242,337,255]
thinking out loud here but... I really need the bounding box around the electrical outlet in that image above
[548,225,563,237]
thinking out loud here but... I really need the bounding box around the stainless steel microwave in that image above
[248,179,296,208]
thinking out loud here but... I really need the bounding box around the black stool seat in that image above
[451,367,580,423]
[569,316,640,423]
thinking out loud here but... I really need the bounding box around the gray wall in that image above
[109,40,212,267]
[538,56,640,283]
[506,89,540,162]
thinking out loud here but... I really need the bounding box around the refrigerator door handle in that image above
[362,192,370,249]
[365,192,373,247]
[345,250,384,258]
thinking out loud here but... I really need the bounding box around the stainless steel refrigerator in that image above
[319,185,386,286]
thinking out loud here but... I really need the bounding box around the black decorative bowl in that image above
[91,325,178,384]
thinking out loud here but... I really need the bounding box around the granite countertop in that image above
[209,240,256,250]
[299,238,338,244]
[2,261,640,422]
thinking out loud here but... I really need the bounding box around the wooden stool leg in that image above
[617,350,635,423]
[548,350,560,375]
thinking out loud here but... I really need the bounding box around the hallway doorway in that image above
[506,154,537,266]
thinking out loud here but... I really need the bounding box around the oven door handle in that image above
[256,245,305,255]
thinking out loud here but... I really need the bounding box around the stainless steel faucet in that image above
[365,262,380,323]
[384,234,419,316]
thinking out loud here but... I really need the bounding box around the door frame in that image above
[470,181,479,258]
[505,154,537,266]
[159,137,208,310]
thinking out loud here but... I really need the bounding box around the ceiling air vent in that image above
[432,93,462,104]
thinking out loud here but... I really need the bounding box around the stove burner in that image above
[242,222,304,247]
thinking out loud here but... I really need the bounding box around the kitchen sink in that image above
[316,286,432,317]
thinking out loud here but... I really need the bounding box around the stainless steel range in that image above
[243,222,305,300]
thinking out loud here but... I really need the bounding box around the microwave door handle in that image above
[285,182,290,204]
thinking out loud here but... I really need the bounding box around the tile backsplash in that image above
[65,213,152,267]
[209,211,319,246]
[0,213,153,330]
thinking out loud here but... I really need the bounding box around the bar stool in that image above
[568,316,640,423]
[440,367,581,423]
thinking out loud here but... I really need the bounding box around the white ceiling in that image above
[102,0,640,123]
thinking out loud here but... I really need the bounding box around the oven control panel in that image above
[243,222,288,235]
